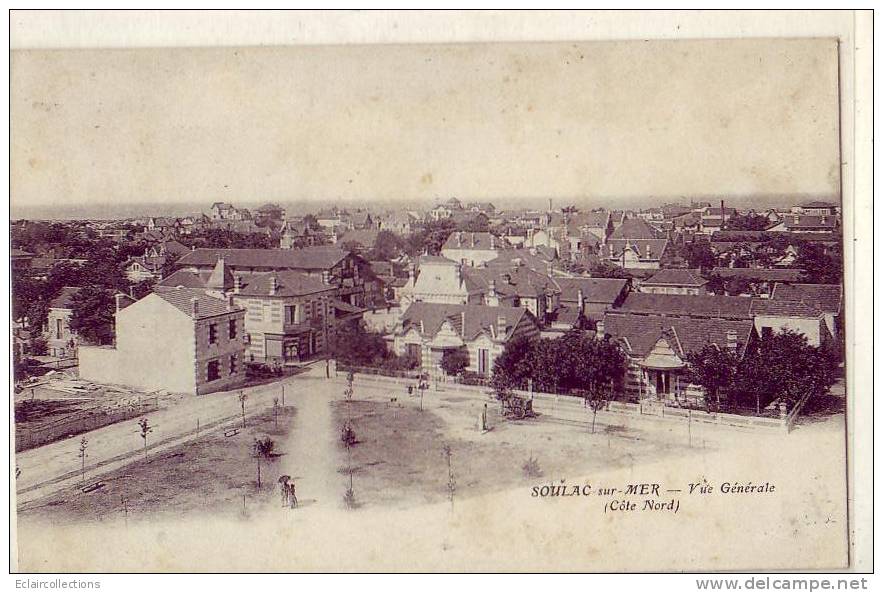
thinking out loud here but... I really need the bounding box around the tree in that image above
[795,242,842,284]
[683,344,740,411]
[330,321,390,366]
[78,437,89,487]
[137,418,152,460]
[590,261,631,279]
[238,391,248,427]
[681,241,717,271]
[368,230,402,261]
[440,347,470,377]
[252,437,275,488]
[725,212,772,231]
[491,336,534,392]
[69,287,115,345]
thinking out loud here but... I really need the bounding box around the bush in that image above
[459,371,490,386]
[340,422,357,448]
[522,454,543,478]
[440,346,470,376]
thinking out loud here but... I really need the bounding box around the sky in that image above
[11,38,840,218]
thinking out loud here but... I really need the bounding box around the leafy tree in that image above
[589,261,631,279]
[491,336,534,392]
[252,437,276,488]
[681,241,717,271]
[440,347,470,377]
[330,321,390,366]
[795,242,842,284]
[725,212,772,231]
[683,344,740,411]
[69,287,115,345]
[369,230,403,261]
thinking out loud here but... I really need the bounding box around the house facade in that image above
[232,271,337,364]
[640,269,709,295]
[440,231,504,267]
[393,302,540,378]
[78,288,247,395]
[601,312,756,407]
[45,286,81,357]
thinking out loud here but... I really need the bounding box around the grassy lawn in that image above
[18,405,296,525]
[333,396,689,510]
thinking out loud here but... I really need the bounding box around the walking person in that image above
[288,481,298,509]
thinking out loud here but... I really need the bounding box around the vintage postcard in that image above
[7,10,872,574]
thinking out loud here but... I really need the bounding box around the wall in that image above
[78,295,197,394]
[753,315,824,346]
[193,310,247,394]
[46,308,74,356]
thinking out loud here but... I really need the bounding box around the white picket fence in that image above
[338,370,809,434]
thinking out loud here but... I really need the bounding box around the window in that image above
[761,326,773,339]
[407,343,421,362]
[478,349,489,376]
[228,318,237,339]
[209,323,218,344]
[229,354,238,376]
[207,360,220,382]
[56,318,63,340]
[285,305,297,324]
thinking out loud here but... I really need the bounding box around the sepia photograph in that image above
[6,9,873,577]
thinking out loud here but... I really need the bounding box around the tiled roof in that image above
[555,277,629,304]
[158,269,209,289]
[400,302,533,342]
[338,229,379,247]
[465,266,560,299]
[709,267,804,283]
[161,240,190,256]
[441,231,502,251]
[237,270,333,297]
[485,250,552,273]
[609,217,664,240]
[782,214,838,229]
[604,239,669,261]
[618,292,753,319]
[50,286,82,309]
[153,287,239,320]
[177,247,348,270]
[749,299,822,318]
[772,283,843,314]
[603,312,754,358]
[642,268,707,287]
[552,306,582,327]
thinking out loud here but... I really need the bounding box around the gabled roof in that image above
[603,312,754,359]
[177,247,349,271]
[555,277,629,304]
[708,267,805,283]
[618,292,753,319]
[338,229,379,248]
[609,217,664,240]
[782,214,838,229]
[50,286,82,309]
[399,302,534,342]
[748,299,822,318]
[161,240,190,257]
[642,268,708,288]
[605,239,669,261]
[441,231,502,251]
[465,266,560,299]
[237,270,333,297]
[157,269,209,289]
[153,287,239,320]
[771,283,843,314]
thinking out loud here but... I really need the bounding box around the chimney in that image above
[596,318,605,337]
[577,288,585,312]
[645,244,651,259]
[234,275,242,294]
[420,319,425,334]
[456,233,461,247]
[470,232,475,247]
[726,330,738,350]
[497,315,507,337]
[269,275,277,296]
[190,296,199,317]
[720,199,726,230]
[227,294,236,310]
[115,293,127,314]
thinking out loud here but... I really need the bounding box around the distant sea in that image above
[9,194,838,221]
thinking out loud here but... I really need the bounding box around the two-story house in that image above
[232,271,337,364]
[78,288,247,395]
[45,286,81,357]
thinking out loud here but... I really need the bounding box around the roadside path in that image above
[15,374,299,505]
